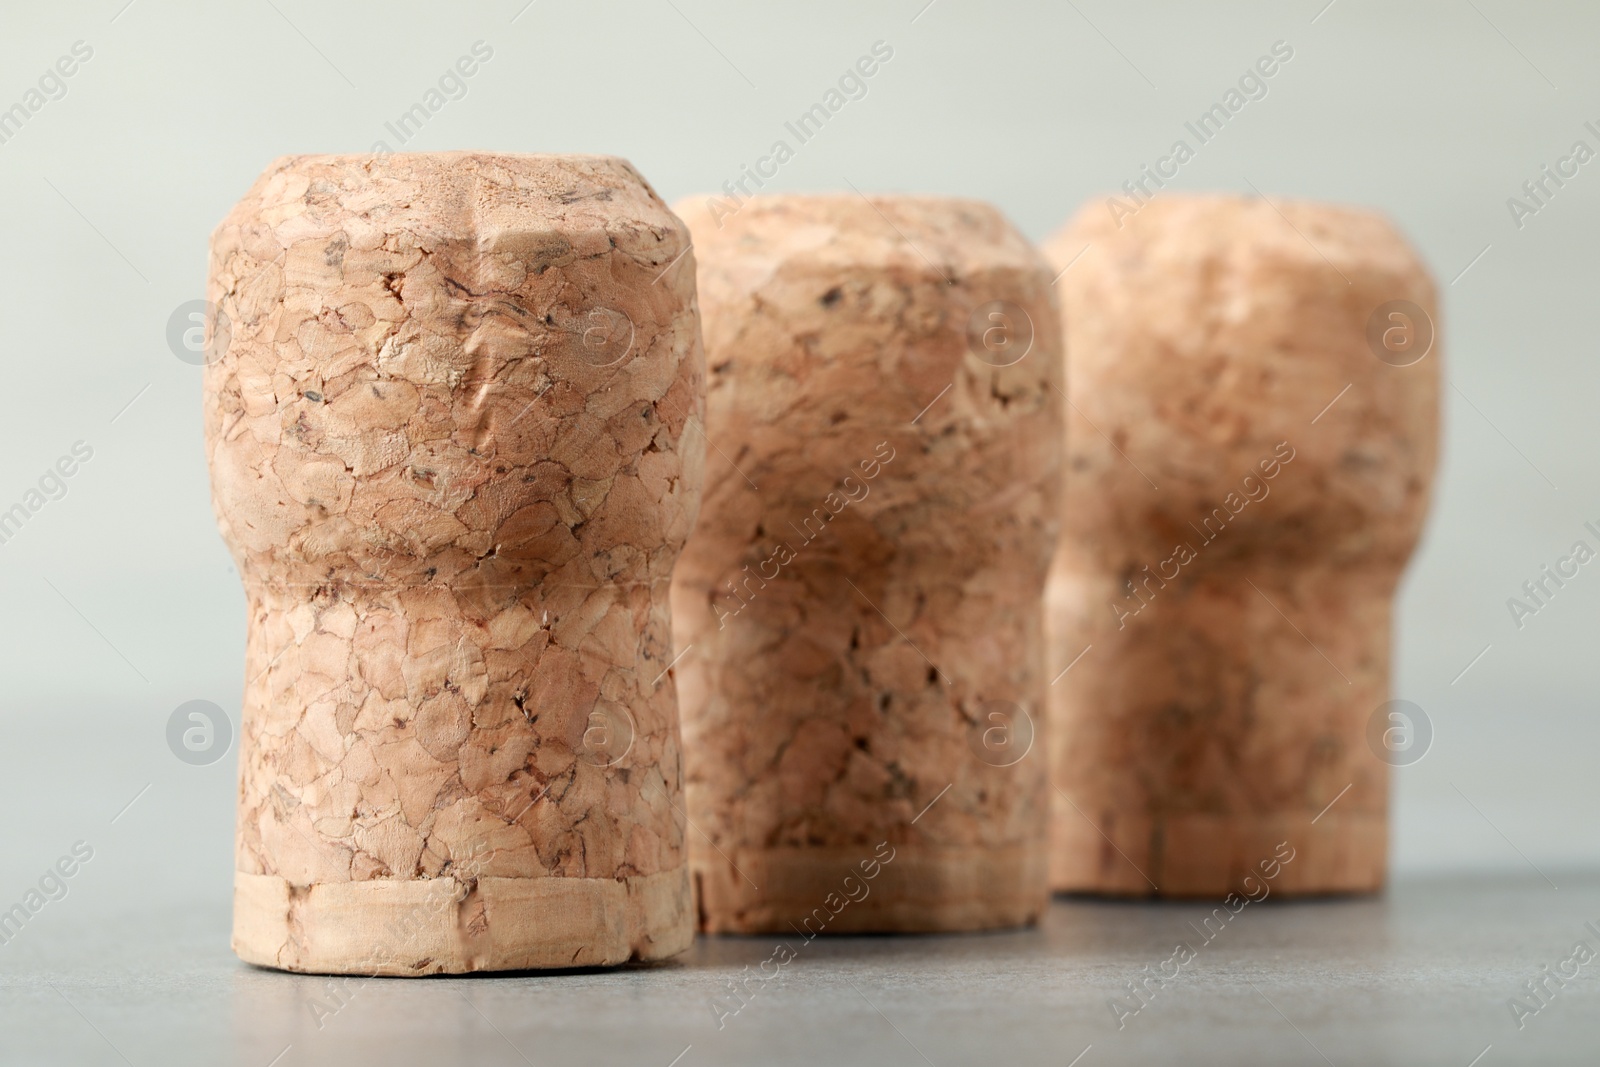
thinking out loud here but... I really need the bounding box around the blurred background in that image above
[0,0,1594,963]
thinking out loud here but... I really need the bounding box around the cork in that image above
[671,194,1063,933]
[204,152,705,974]
[1041,194,1439,898]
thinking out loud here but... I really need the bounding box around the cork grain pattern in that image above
[1042,194,1439,898]
[672,194,1063,933]
[206,153,704,972]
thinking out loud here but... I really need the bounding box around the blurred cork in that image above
[672,193,1063,933]
[206,152,705,973]
[1042,193,1439,898]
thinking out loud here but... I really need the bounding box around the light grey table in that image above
[2,872,1594,1066]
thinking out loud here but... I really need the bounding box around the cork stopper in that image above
[672,193,1063,933]
[206,153,705,973]
[1042,193,1439,897]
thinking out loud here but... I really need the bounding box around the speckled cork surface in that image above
[1041,194,1439,898]
[205,152,705,973]
[671,193,1063,933]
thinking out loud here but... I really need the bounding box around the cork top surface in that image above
[675,193,1041,277]
[214,153,685,263]
[1059,192,1428,282]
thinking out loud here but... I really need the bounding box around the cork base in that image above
[692,843,1048,935]
[233,867,693,975]
[1049,809,1386,899]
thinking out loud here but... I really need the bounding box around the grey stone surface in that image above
[3,873,1595,1066]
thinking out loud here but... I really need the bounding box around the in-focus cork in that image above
[1042,193,1440,898]
[205,152,705,973]
[672,193,1063,934]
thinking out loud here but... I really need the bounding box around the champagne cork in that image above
[672,194,1063,933]
[205,153,705,973]
[1042,194,1439,897]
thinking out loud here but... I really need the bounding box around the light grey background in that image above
[0,0,1596,1062]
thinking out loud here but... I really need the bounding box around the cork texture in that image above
[205,152,705,972]
[672,193,1063,933]
[1041,194,1439,898]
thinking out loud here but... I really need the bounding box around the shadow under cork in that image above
[239,954,690,980]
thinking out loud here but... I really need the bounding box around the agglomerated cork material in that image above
[1042,194,1439,898]
[672,194,1063,934]
[205,153,705,973]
